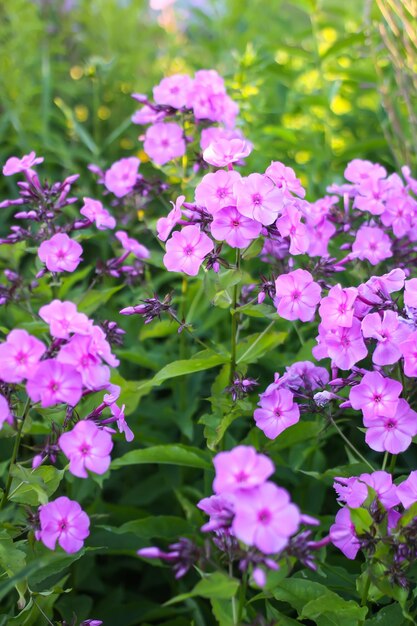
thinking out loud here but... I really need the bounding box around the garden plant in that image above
[1,1,417,626]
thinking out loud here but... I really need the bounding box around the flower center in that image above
[234,470,248,483]
[257,508,272,525]
[80,444,91,456]
[184,245,194,256]
[252,193,262,206]
[49,380,60,392]
[386,420,396,429]
[59,519,68,531]
[217,188,227,199]
[291,290,301,301]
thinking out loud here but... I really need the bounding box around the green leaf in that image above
[0,530,27,607]
[349,508,373,535]
[364,603,406,625]
[112,444,211,470]
[76,285,123,315]
[9,465,64,506]
[236,330,286,364]
[165,572,239,606]
[111,516,192,541]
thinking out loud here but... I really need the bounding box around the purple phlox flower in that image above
[110,403,134,442]
[361,310,410,365]
[329,507,360,560]
[265,161,305,198]
[274,269,321,322]
[137,537,200,579]
[38,234,83,273]
[144,122,186,166]
[37,496,90,553]
[351,226,392,266]
[232,481,300,554]
[99,319,125,348]
[26,359,83,408]
[254,387,300,439]
[280,361,330,392]
[306,217,336,257]
[163,225,214,276]
[104,157,140,198]
[0,394,13,429]
[349,371,402,420]
[397,471,417,509]
[132,104,166,125]
[187,69,238,127]
[3,151,44,177]
[89,325,119,367]
[198,493,235,532]
[400,330,417,376]
[80,197,116,230]
[314,319,367,370]
[358,471,400,509]
[115,230,150,260]
[234,173,284,226]
[213,445,274,494]
[200,126,248,151]
[39,300,92,339]
[210,205,262,248]
[157,195,185,241]
[203,137,252,167]
[364,398,417,454]
[195,170,241,215]
[276,204,309,255]
[59,419,113,478]
[333,476,371,508]
[56,334,111,391]
[153,73,194,109]
[0,329,46,383]
[319,284,358,329]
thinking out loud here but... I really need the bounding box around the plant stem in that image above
[381,450,389,471]
[1,398,31,510]
[359,572,371,626]
[229,250,241,384]
[329,417,375,471]
[237,571,248,624]
[389,454,397,475]
[229,562,238,625]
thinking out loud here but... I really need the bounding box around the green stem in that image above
[229,562,238,625]
[359,572,371,626]
[229,250,241,384]
[168,312,213,352]
[381,451,389,471]
[389,454,397,475]
[1,398,31,510]
[236,320,275,366]
[237,571,248,624]
[330,417,375,471]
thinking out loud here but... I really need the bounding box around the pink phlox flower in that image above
[316,319,367,370]
[235,173,284,226]
[198,493,235,532]
[0,394,13,429]
[3,151,44,176]
[115,230,150,259]
[0,329,46,383]
[319,284,358,329]
[103,384,121,405]
[200,126,247,151]
[397,470,417,508]
[381,193,414,238]
[283,361,329,391]
[364,398,417,454]
[329,507,360,560]
[157,195,185,241]
[349,371,402,420]
[361,310,410,365]
[153,73,194,109]
[210,205,261,248]
[37,496,90,553]
[57,334,110,391]
[26,359,83,407]
[351,226,392,266]
[355,269,405,317]
[274,269,321,322]
[89,325,119,367]
[333,476,369,508]
[163,225,214,276]
[213,445,274,494]
[38,233,83,273]
[400,331,417,377]
[131,105,166,125]
[232,481,300,554]
[39,300,92,339]
[203,138,252,167]
[276,202,310,255]
[104,157,140,198]
[110,403,134,442]
[265,161,305,198]
[402,165,417,195]
[59,420,113,478]
[80,197,116,230]
[345,159,386,185]
[254,388,300,439]
[304,195,339,226]
[144,122,186,166]
[188,70,238,126]
[404,278,417,308]
[358,471,400,509]
[306,218,336,257]
[195,170,241,215]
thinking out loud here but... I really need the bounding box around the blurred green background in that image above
[1,0,416,195]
